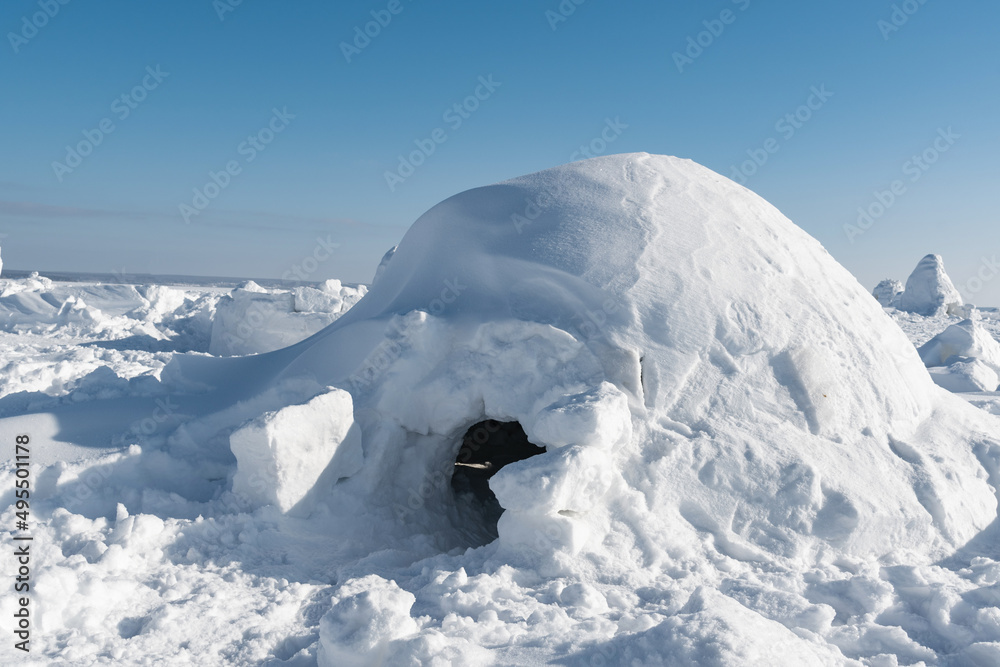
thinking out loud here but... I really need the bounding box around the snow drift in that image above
[5,153,1000,665]
[919,318,1000,392]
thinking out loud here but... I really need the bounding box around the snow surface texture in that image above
[899,254,966,317]
[3,153,1000,666]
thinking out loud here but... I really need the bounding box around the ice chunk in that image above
[526,381,632,450]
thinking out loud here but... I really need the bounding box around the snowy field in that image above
[3,154,1000,666]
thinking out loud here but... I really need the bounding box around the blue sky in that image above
[1,0,998,303]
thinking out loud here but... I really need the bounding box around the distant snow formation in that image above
[208,278,366,356]
[899,253,965,316]
[872,278,904,307]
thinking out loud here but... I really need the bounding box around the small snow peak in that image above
[899,253,964,316]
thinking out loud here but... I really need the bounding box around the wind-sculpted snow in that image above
[899,253,966,317]
[918,318,1000,392]
[3,154,1000,666]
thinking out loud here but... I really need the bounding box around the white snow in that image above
[209,279,366,356]
[872,278,904,308]
[230,387,363,514]
[917,318,1000,392]
[3,153,1000,666]
[898,253,966,317]
[918,318,1000,373]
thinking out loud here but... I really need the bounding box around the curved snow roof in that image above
[254,153,997,560]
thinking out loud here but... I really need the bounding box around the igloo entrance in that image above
[451,420,546,540]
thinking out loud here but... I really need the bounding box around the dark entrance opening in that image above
[451,420,546,541]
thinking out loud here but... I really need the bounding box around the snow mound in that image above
[899,254,966,316]
[872,278,904,308]
[927,359,999,392]
[259,152,996,661]
[918,318,1000,392]
[918,318,1000,372]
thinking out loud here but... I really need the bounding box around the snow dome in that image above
[220,152,992,564]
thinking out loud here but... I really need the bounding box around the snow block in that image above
[229,387,363,513]
[526,381,632,450]
[490,444,613,514]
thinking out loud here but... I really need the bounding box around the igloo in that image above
[171,153,999,568]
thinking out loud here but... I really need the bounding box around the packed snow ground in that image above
[2,154,1000,666]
